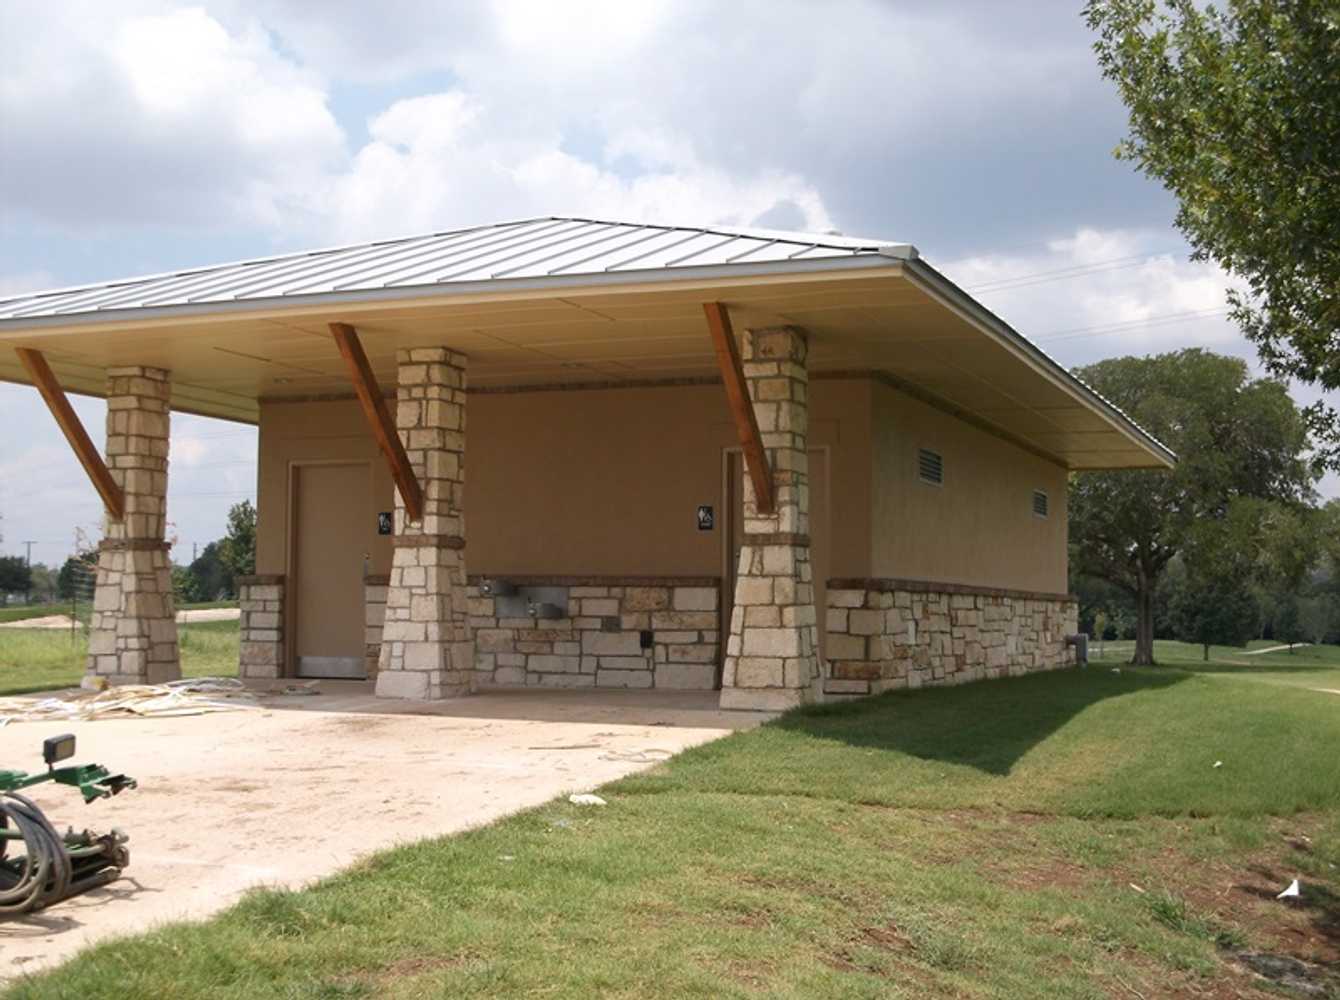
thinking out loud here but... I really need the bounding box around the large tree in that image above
[1169,504,1263,660]
[1069,349,1315,664]
[0,555,31,596]
[188,542,234,602]
[218,499,256,580]
[56,552,97,601]
[1086,0,1340,468]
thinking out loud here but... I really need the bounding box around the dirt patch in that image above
[859,921,915,953]
[819,923,946,994]
[720,957,777,991]
[985,855,1090,892]
[377,952,476,982]
[729,908,775,930]
[1105,949,1282,1000]
[1115,825,1340,967]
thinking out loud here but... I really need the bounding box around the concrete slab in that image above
[0,683,769,977]
[0,607,240,630]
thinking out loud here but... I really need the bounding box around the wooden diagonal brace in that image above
[703,302,774,515]
[15,348,125,520]
[328,322,424,522]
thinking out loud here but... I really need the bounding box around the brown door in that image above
[723,449,829,676]
[292,462,370,678]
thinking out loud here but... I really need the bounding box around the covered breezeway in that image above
[0,683,761,978]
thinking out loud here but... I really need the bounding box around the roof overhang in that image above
[0,254,1174,470]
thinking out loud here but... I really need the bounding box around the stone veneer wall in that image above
[463,576,720,690]
[237,574,285,680]
[364,575,389,681]
[824,578,1078,697]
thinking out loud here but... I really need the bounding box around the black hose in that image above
[0,792,74,914]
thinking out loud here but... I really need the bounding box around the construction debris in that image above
[0,678,258,727]
[568,793,607,807]
[269,680,321,697]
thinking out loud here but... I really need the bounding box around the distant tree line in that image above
[1070,349,1338,663]
[0,500,256,608]
[0,554,34,600]
[172,500,256,603]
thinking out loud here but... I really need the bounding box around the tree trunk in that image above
[1132,575,1156,666]
[1203,643,1209,662]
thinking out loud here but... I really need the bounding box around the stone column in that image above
[87,366,180,686]
[375,348,473,700]
[720,327,821,711]
[237,575,285,680]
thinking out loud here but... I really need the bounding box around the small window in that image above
[918,448,943,486]
[1032,489,1050,518]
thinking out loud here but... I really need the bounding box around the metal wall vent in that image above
[918,448,944,486]
[1032,489,1050,518]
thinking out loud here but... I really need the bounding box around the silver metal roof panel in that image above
[0,216,905,322]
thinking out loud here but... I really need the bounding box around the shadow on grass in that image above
[773,668,1190,776]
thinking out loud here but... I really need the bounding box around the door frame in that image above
[285,458,374,680]
[718,444,832,687]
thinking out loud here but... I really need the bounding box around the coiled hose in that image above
[0,791,72,914]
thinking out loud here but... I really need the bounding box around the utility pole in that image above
[22,541,35,605]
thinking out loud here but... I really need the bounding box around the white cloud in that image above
[942,227,1246,362]
[0,1,1114,247]
[173,435,208,466]
[321,90,835,241]
[0,3,344,232]
[0,270,56,296]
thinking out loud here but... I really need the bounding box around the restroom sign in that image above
[696,505,715,531]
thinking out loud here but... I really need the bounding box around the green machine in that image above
[1,734,136,915]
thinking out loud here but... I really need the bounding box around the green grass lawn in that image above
[1093,637,1340,694]
[0,620,239,696]
[8,651,1339,999]
[0,605,63,625]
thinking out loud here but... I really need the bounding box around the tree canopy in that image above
[1069,348,1316,663]
[218,499,256,580]
[1086,0,1340,468]
[0,555,31,595]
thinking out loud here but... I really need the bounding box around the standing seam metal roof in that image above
[0,214,1174,464]
[0,216,913,321]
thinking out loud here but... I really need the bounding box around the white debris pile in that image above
[0,677,259,726]
[568,793,608,807]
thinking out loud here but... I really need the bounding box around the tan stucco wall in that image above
[256,400,396,579]
[255,380,873,581]
[868,380,1069,593]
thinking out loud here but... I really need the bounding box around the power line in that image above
[1034,307,1232,343]
[175,459,256,471]
[180,430,257,441]
[965,253,1183,294]
[169,491,256,498]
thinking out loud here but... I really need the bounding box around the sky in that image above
[0,0,1334,568]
